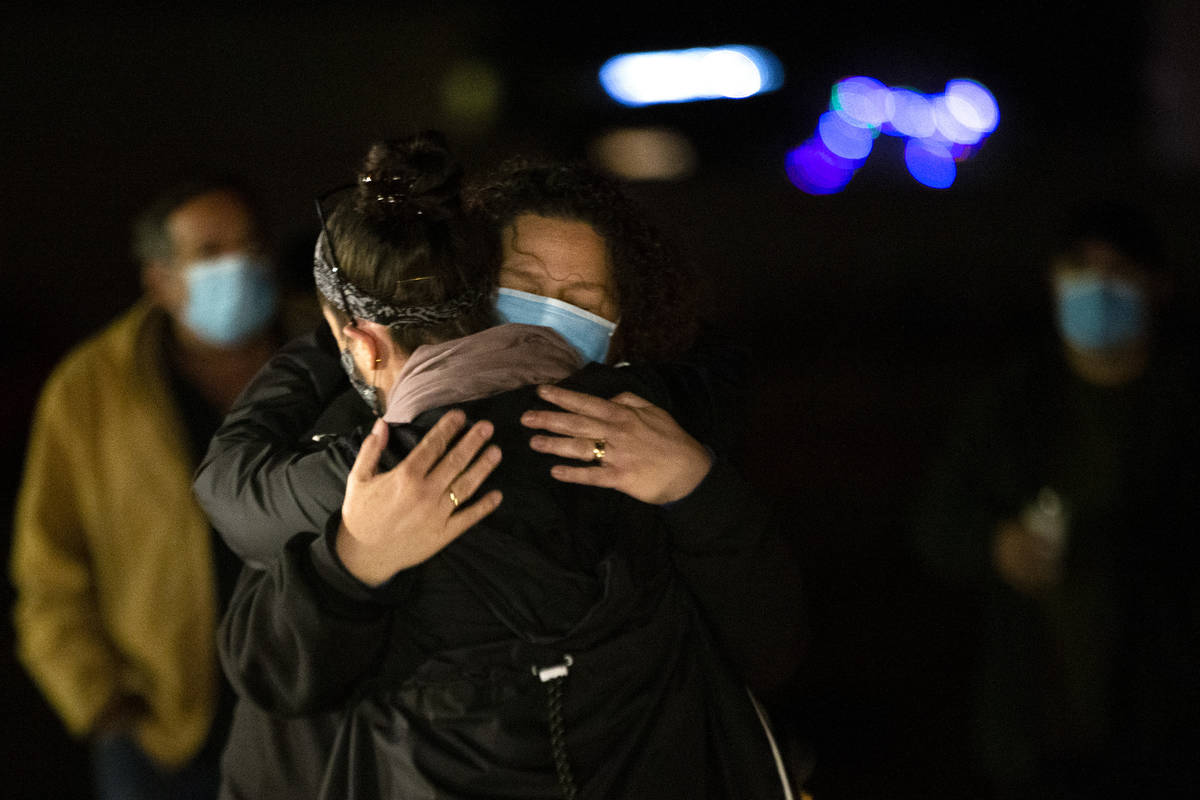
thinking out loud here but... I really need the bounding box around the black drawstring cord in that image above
[534,655,577,800]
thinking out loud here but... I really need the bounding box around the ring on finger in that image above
[448,489,460,508]
[591,439,607,464]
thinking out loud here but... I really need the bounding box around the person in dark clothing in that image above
[198,132,805,798]
[913,201,1200,799]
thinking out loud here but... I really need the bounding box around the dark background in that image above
[4,3,1200,797]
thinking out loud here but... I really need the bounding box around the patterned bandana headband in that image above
[312,231,486,328]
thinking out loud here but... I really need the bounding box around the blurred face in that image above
[1051,239,1152,353]
[167,189,262,269]
[498,214,618,322]
[147,189,265,314]
[1051,239,1150,295]
[145,189,276,347]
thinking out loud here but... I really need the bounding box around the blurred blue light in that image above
[599,45,784,107]
[817,111,876,160]
[949,142,979,162]
[944,79,999,134]
[789,75,996,194]
[724,45,785,93]
[887,88,936,138]
[786,139,860,195]
[831,76,892,129]
[932,95,985,145]
[904,138,956,188]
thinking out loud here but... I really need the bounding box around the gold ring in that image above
[592,440,607,463]
[448,490,460,508]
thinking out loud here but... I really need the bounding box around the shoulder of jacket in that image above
[570,362,667,404]
[39,302,161,403]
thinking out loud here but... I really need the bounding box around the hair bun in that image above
[356,131,462,224]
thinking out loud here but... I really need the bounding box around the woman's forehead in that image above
[502,214,611,286]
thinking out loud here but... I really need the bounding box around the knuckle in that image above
[449,442,475,465]
[465,463,491,485]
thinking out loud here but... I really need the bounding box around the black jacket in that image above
[913,344,1200,795]
[197,327,805,798]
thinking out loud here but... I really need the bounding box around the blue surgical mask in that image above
[182,253,278,346]
[494,287,617,364]
[339,346,383,416]
[1056,275,1146,351]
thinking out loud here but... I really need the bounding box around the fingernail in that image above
[477,420,493,437]
[372,418,386,435]
[529,435,544,450]
[520,412,535,426]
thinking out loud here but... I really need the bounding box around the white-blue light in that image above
[887,88,936,138]
[944,79,999,134]
[817,111,875,160]
[790,75,998,194]
[831,76,892,129]
[932,95,985,145]
[599,46,783,107]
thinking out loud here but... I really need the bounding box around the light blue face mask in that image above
[494,288,617,364]
[339,346,383,416]
[1056,274,1146,351]
[182,253,278,346]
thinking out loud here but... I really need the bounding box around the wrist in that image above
[334,518,388,587]
[657,443,715,505]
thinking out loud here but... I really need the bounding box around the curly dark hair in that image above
[464,156,699,363]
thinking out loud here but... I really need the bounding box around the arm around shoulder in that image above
[193,326,371,566]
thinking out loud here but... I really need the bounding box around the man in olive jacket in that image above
[10,178,282,800]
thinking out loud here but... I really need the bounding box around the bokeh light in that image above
[790,75,998,193]
[786,138,861,195]
[949,142,980,162]
[932,95,985,145]
[589,127,698,181]
[904,138,957,188]
[887,89,937,138]
[599,46,783,107]
[703,48,764,99]
[817,111,876,160]
[831,76,893,129]
[439,59,503,130]
[944,79,999,134]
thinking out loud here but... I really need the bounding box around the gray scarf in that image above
[383,324,583,423]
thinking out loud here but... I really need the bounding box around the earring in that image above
[374,356,382,366]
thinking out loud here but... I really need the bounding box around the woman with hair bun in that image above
[202,131,805,798]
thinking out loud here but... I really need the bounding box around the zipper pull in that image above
[532,654,574,683]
